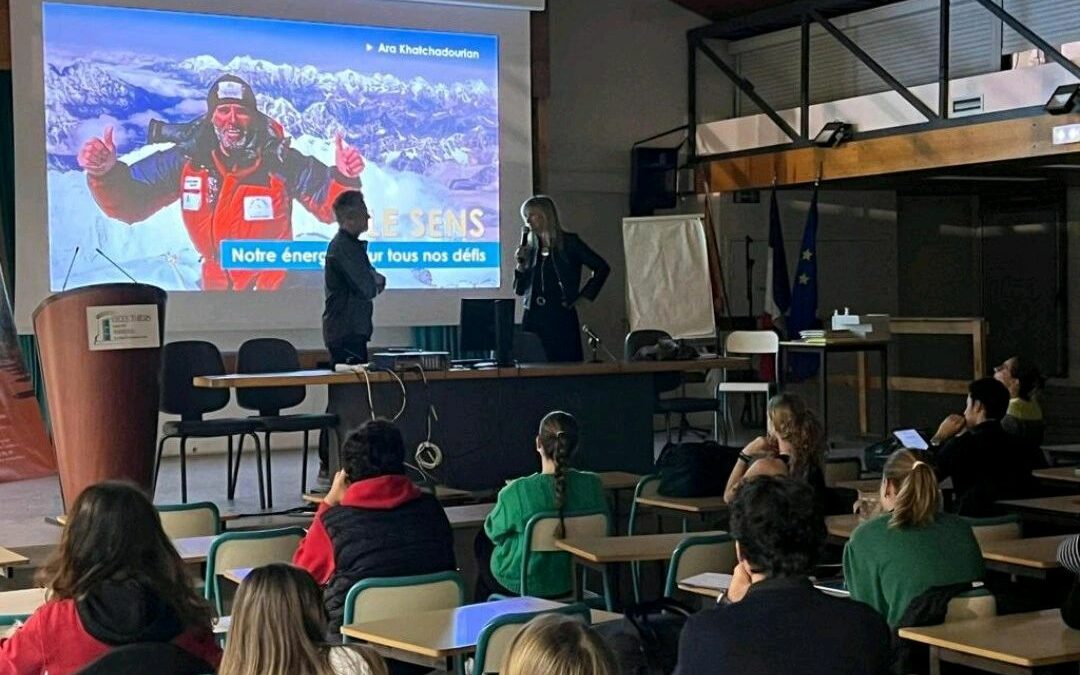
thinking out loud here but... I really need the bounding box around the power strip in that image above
[334,363,369,373]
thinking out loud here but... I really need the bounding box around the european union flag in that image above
[787,189,820,379]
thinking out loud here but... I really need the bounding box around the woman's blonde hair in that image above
[766,393,825,481]
[219,564,387,675]
[883,449,939,529]
[520,195,565,249]
[504,614,618,675]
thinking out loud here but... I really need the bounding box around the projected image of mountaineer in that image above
[77,75,364,291]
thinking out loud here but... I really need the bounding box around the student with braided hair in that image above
[843,449,984,627]
[474,411,607,601]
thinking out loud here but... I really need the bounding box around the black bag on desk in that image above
[655,441,739,498]
[594,598,694,675]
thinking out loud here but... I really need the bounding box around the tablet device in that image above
[893,428,929,451]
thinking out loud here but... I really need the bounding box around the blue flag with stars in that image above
[787,189,820,379]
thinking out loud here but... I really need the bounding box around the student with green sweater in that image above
[843,449,984,627]
[474,411,607,601]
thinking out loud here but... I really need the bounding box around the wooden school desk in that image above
[998,495,1080,528]
[633,494,728,517]
[898,609,1080,675]
[173,535,216,564]
[677,572,732,598]
[0,547,29,578]
[339,597,622,671]
[826,514,860,542]
[837,479,882,493]
[978,535,1066,580]
[1031,466,1080,486]
[555,531,727,565]
[0,588,48,622]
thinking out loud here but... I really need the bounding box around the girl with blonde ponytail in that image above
[475,411,607,601]
[843,449,985,626]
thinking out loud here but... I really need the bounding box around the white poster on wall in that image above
[86,305,161,351]
[623,215,715,340]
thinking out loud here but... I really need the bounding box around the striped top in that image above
[1057,534,1080,574]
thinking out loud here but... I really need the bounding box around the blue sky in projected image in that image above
[42,2,498,83]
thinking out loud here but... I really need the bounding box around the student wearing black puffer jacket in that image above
[293,419,456,635]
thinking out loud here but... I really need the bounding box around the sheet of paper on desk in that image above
[679,572,733,591]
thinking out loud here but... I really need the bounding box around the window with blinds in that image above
[1001,0,1080,54]
[731,0,1000,116]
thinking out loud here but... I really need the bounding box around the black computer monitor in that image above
[460,298,514,365]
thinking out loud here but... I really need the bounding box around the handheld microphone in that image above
[94,248,137,283]
[519,224,531,248]
[61,246,79,292]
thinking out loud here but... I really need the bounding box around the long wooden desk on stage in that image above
[195,357,745,491]
[898,609,1080,675]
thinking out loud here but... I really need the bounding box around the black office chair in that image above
[76,642,214,675]
[236,338,339,507]
[513,329,548,363]
[624,329,720,443]
[156,340,264,505]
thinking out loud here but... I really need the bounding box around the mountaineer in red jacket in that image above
[0,482,221,675]
[77,74,364,291]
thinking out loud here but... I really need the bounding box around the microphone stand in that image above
[588,337,601,364]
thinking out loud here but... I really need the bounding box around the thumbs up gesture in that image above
[334,132,365,179]
[78,126,118,177]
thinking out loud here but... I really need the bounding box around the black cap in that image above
[206,74,256,112]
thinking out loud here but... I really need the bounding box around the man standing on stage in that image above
[323,190,385,366]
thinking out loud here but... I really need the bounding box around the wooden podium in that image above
[33,284,166,509]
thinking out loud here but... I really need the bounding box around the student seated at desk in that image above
[220,563,387,675]
[928,377,1038,516]
[995,355,1047,452]
[475,411,606,601]
[1057,534,1080,629]
[724,393,827,507]
[675,476,892,675]
[504,613,618,675]
[0,482,220,675]
[843,449,984,627]
[293,419,456,635]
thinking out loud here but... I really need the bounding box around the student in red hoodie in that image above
[293,418,456,636]
[0,482,221,675]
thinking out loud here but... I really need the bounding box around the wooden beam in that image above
[0,0,10,70]
[704,113,1080,191]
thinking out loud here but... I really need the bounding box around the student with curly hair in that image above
[724,393,827,505]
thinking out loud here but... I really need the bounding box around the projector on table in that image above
[370,351,450,372]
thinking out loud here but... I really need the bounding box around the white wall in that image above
[544,0,708,353]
